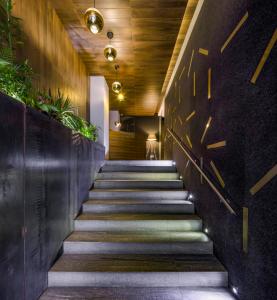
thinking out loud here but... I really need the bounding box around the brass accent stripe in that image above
[193,72,196,96]
[208,68,212,100]
[243,207,249,253]
[186,134,193,149]
[221,12,249,53]
[199,48,208,55]
[251,28,277,84]
[178,115,183,125]
[185,110,196,122]
[179,65,186,80]
[207,140,226,149]
[200,116,212,144]
[210,160,225,188]
[250,164,277,195]
[187,49,195,77]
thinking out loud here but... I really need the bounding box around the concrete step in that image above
[48,254,228,287]
[64,231,213,255]
[104,160,174,166]
[96,172,180,180]
[94,180,183,189]
[89,190,188,200]
[101,165,177,172]
[83,199,194,214]
[74,213,202,232]
[40,287,236,300]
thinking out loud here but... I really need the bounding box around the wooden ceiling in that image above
[50,0,189,116]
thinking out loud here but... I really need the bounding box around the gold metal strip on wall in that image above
[200,116,212,144]
[187,49,195,77]
[199,48,209,55]
[221,11,249,53]
[186,134,193,148]
[243,207,249,254]
[200,157,203,184]
[250,164,277,195]
[186,110,196,122]
[251,28,277,84]
[210,160,225,188]
[208,68,212,100]
[193,72,196,96]
[207,141,226,149]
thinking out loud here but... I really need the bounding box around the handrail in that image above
[167,128,237,215]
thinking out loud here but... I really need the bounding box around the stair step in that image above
[83,199,194,214]
[74,213,202,232]
[104,160,174,166]
[101,165,177,172]
[40,287,236,300]
[94,180,183,189]
[64,231,213,254]
[48,254,227,287]
[89,190,188,200]
[96,172,180,180]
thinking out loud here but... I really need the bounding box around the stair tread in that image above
[104,160,173,166]
[95,180,183,182]
[40,287,236,300]
[76,213,200,221]
[50,254,226,272]
[85,199,193,205]
[90,189,185,192]
[66,231,210,243]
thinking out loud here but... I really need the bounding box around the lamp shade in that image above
[147,134,157,141]
[84,8,104,34]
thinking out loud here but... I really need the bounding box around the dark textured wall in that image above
[164,1,277,300]
[0,92,105,300]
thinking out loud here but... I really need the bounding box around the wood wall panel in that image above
[13,0,88,118]
[109,130,146,160]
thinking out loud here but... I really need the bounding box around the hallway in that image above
[41,160,234,300]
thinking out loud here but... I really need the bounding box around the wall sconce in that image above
[114,121,121,128]
[146,134,158,160]
[84,1,104,34]
[104,32,117,62]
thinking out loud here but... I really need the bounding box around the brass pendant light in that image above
[112,65,122,94]
[84,0,104,34]
[104,32,117,62]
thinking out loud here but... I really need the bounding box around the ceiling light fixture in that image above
[104,32,117,62]
[117,93,125,101]
[112,65,122,94]
[84,0,104,34]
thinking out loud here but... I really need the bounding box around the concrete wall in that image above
[164,1,277,299]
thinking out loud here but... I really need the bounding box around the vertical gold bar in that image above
[193,72,196,96]
[200,116,212,144]
[208,68,212,100]
[186,134,193,149]
[243,207,249,253]
[251,29,277,84]
[186,110,196,122]
[200,157,203,184]
[210,160,225,188]
[221,12,249,53]
[187,49,195,78]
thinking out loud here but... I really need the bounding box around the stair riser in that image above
[83,204,194,214]
[48,272,228,287]
[63,242,213,255]
[94,181,183,189]
[96,173,180,180]
[89,191,188,200]
[101,166,177,172]
[74,220,202,232]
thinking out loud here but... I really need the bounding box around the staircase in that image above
[41,160,235,300]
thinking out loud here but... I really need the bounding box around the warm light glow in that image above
[204,228,209,234]
[84,8,104,34]
[117,93,125,101]
[147,134,157,141]
[114,121,121,128]
[188,193,193,200]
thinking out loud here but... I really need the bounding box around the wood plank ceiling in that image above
[50,0,188,116]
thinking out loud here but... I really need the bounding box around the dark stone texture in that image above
[0,93,105,300]
[164,1,277,299]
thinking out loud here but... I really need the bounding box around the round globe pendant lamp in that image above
[84,1,104,34]
[112,81,122,94]
[104,32,117,62]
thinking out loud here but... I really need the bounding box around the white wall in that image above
[89,76,109,155]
